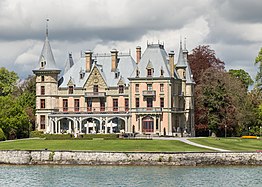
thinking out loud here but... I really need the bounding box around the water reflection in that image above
[0,165,261,187]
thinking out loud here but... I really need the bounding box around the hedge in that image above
[30,131,119,140]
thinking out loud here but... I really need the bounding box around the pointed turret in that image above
[34,19,60,72]
[176,40,187,68]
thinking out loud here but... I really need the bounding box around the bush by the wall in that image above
[0,128,6,141]
[30,131,44,138]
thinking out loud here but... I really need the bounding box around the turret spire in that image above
[46,18,49,38]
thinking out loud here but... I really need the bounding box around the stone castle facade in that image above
[33,32,195,137]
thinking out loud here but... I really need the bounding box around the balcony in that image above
[142,90,156,97]
[136,107,162,113]
[85,92,106,98]
[52,107,129,114]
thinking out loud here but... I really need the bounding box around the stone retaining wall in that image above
[0,151,261,166]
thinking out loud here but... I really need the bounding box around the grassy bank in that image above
[0,139,210,152]
[189,137,262,151]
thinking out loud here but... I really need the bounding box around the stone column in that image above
[69,121,72,134]
[110,122,113,133]
[79,118,82,133]
[125,117,128,132]
[105,117,108,134]
[58,121,61,134]
[100,119,102,134]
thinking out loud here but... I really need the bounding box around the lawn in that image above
[189,137,262,151]
[0,139,210,152]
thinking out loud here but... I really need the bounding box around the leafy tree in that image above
[255,48,262,89]
[196,68,249,136]
[0,96,29,139]
[229,69,254,90]
[0,67,19,96]
[0,128,6,141]
[188,45,225,84]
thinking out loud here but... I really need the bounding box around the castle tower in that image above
[175,39,195,136]
[33,20,61,132]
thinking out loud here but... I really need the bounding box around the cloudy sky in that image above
[0,0,261,81]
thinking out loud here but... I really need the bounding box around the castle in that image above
[33,30,195,137]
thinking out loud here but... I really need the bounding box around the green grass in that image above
[0,139,210,152]
[189,137,262,151]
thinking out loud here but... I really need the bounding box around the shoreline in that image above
[0,150,261,166]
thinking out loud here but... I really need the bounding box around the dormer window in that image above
[115,72,120,79]
[69,86,73,94]
[119,85,124,94]
[160,69,164,76]
[147,69,152,77]
[136,69,140,77]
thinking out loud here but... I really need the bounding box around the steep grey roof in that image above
[130,44,172,78]
[34,36,60,71]
[59,53,136,88]
[175,41,195,84]
[176,42,187,68]
[64,53,74,73]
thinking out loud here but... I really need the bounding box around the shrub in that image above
[43,133,119,140]
[0,128,6,141]
[30,131,44,138]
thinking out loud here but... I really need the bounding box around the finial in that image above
[180,35,182,49]
[184,37,187,50]
[46,18,49,38]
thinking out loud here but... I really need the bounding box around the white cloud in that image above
[0,0,260,82]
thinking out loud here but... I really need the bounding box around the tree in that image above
[188,45,225,84]
[0,67,19,96]
[255,48,262,89]
[196,68,249,136]
[229,69,254,90]
[0,95,29,139]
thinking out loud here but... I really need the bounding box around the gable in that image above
[84,66,107,89]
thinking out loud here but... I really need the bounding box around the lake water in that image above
[0,165,261,187]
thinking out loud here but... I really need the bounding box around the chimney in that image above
[85,50,92,72]
[136,46,141,64]
[111,49,118,72]
[169,50,175,77]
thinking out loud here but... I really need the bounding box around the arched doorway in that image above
[142,116,154,133]
[107,117,125,133]
[58,118,74,134]
[82,118,100,134]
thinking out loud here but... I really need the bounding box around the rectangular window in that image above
[40,99,45,109]
[160,84,164,92]
[41,86,45,95]
[136,98,139,108]
[125,98,129,111]
[147,84,152,91]
[160,98,164,108]
[63,99,68,112]
[100,98,105,111]
[119,85,124,94]
[41,76,44,82]
[147,98,153,108]
[156,118,159,130]
[69,86,73,94]
[93,85,98,93]
[135,84,139,92]
[87,98,92,111]
[40,115,45,129]
[74,99,79,112]
[147,69,152,77]
[113,99,118,111]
